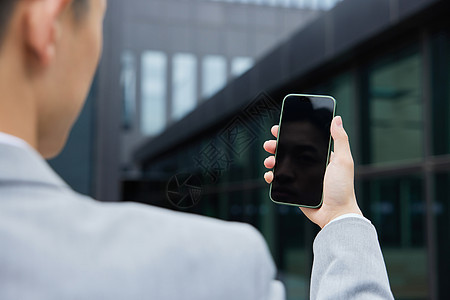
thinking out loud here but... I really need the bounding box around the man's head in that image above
[0,0,107,158]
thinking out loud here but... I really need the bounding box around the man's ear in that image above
[23,0,73,66]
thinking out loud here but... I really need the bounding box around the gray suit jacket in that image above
[0,142,393,299]
[311,218,395,299]
[0,143,284,300]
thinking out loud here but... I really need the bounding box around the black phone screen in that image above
[270,94,335,208]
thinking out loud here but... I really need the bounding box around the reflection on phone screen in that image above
[271,95,335,207]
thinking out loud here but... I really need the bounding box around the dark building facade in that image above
[128,0,450,299]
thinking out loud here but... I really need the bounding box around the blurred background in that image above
[48,0,450,299]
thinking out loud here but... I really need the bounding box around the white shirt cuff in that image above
[323,213,371,229]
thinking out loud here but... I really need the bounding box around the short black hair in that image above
[0,0,17,46]
[0,0,88,48]
[283,96,333,142]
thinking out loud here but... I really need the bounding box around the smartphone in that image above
[269,94,336,208]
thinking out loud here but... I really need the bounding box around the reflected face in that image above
[270,95,334,207]
[271,121,329,206]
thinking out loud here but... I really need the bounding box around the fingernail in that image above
[336,116,343,127]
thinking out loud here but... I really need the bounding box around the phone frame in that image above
[269,93,336,208]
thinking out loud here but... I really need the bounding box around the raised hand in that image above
[263,116,363,228]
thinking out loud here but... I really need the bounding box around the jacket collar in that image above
[0,143,70,190]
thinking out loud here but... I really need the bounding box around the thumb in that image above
[331,116,352,162]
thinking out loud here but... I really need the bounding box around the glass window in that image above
[319,0,343,10]
[209,0,341,10]
[202,55,227,100]
[313,72,356,159]
[359,176,428,299]
[172,53,198,121]
[364,47,423,165]
[329,73,354,141]
[431,31,450,156]
[434,172,450,300]
[141,51,167,136]
[120,51,136,130]
[231,57,254,77]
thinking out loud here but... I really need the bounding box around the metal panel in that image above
[332,0,391,55]
[398,0,438,18]
[254,44,290,93]
[288,17,327,78]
